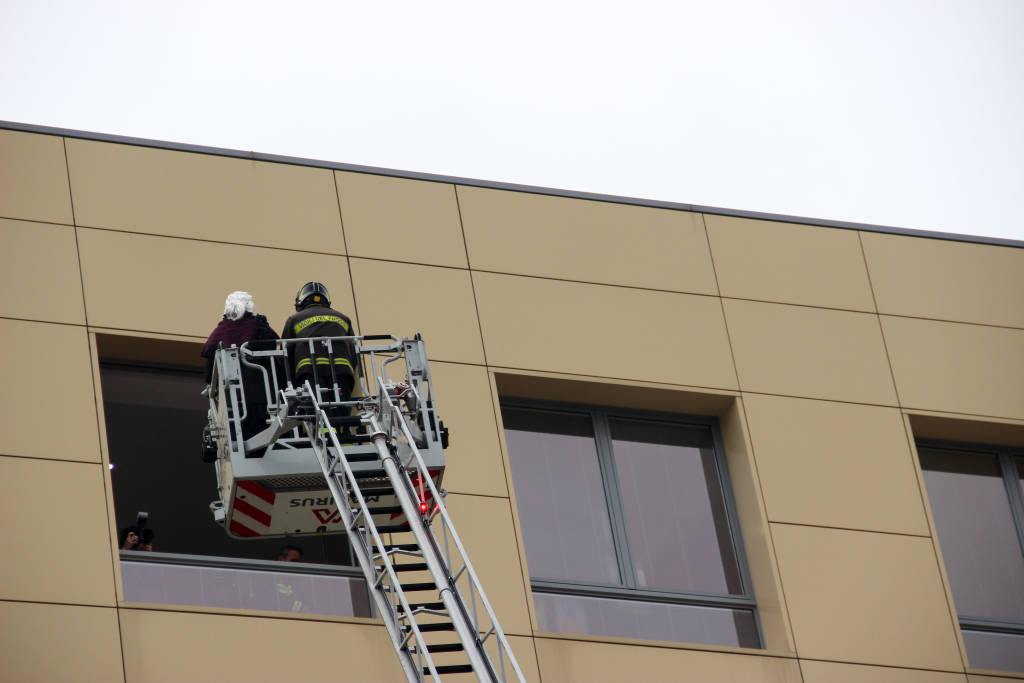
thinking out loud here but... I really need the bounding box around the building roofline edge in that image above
[4,119,1021,249]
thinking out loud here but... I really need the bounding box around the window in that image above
[99,341,369,618]
[918,441,1024,672]
[501,400,760,648]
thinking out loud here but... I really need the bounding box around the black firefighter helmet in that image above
[295,281,330,311]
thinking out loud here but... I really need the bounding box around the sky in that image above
[3,1,1023,242]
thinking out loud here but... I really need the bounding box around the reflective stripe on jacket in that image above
[281,305,357,381]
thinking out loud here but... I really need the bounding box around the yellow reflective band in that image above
[296,357,352,372]
[292,315,350,334]
[313,358,352,369]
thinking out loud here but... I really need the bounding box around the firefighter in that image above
[281,282,358,411]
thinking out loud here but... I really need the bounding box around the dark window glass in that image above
[919,444,1024,673]
[101,360,364,618]
[919,448,1024,622]
[504,408,619,584]
[610,418,741,595]
[503,401,757,648]
[102,364,350,564]
[1018,456,1024,500]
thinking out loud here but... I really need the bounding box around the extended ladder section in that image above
[205,334,525,683]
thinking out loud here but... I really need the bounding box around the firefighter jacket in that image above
[281,305,357,385]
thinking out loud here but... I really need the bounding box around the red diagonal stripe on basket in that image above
[230,520,260,537]
[234,496,272,527]
[238,479,276,505]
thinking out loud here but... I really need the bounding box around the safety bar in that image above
[224,334,443,456]
[236,334,404,411]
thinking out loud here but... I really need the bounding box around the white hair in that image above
[223,291,254,320]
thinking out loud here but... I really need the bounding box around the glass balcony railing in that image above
[120,551,371,618]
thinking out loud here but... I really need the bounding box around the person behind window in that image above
[118,526,155,551]
[274,545,307,612]
[280,282,358,419]
[119,526,139,550]
[201,291,279,443]
[276,545,304,562]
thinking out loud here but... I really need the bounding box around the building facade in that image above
[1,122,1022,682]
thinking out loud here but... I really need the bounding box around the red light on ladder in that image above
[419,502,429,514]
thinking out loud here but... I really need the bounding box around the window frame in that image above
[501,396,762,646]
[916,437,1024,646]
[97,353,369,615]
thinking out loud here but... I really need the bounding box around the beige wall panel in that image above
[773,524,962,670]
[745,394,928,535]
[66,139,344,251]
[507,635,542,683]
[458,186,719,294]
[725,299,897,404]
[444,493,533,635]
[336,171,467,267]
[0,129,72,224]
[721,400,796,653]
[475,272,738,389]
[0,218,85,324]
[800,660,966,682]
[909,412,1024,450]
[0,319,100,462]
[430,362,508,497]
[496,370,736,415]
[78,229,355,338]
[350,258,484,363]
[534,638,801,683]
[0,456,115,605]
[862,232,1024,329]
[0,601,123,683]
[118,609,402,682]
[883,316,1024,419]
[706,214,875,311]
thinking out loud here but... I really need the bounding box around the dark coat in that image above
[202,313,279,383]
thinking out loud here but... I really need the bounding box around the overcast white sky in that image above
[3,1,1022,241]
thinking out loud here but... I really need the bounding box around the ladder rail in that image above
[215,335,525,681]
[366,400,495,681]
[301,387,442,683]
[376,377,527,683]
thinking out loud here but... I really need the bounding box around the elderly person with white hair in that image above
[201,291,279,446]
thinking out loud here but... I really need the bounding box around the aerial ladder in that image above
[203,334,525,682]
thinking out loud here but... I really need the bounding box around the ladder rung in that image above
[391,563,428,572]
[383,543,420,552]
[336,433,378,444]
[400,581,436,592]
[359,487,395,498]
[404,622,454,633]
[367,505,403,515]
[352,469,386,481]
[396,601,445,613]
[425,643,464,653]
[375,524,411,533]
[425,664,474,675]
[342,452,380,463]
